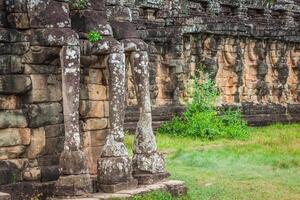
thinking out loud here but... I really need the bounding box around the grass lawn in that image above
[125,124,300,200]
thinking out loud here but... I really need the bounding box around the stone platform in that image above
[49,180,186,200]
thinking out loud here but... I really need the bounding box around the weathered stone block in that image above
[104,101,109,117]
[80,100,105,118]
[70,10,112,36]
[26,74,62,103]
[29,28,79,46]
[22,167,41,181]
[83,146,103,174]
[22,46,60,65]
[26,127,46,159]
[44,124,64,138]
[0,110,27,128]
[81,129,108,148]
[82,68,103,84]
[0,56,23,74]
[54,174,93,196]
[28,0,70,28]
[81,118,108,131]
[0,146,26,160]
[27,103,63,128]
[0,75,31,94]
[0,95,17,110]
[0,128,30,147]
[24,64,60,75]
[7,13,29,29]
[0,42,29,55]
[44,136,64,155]
[87,84,107,100]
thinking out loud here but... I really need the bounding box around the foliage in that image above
[158,74,249,140]
[67,0,88,9]
[87,31,102,43]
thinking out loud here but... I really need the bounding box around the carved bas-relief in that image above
[286,45,300,103]
[216,37,239,104]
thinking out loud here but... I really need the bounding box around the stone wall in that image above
[0,0,299,198]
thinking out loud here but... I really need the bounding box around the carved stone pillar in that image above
[55,45,92,196]
[94,39,137,193]
[126,39,169,185]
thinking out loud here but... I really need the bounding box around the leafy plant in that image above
[87,30,102,43]
[67,0,88,10]
[158,73,249,140]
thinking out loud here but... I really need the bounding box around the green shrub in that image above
[158,76,249,140]
[67,0,88,9]
[87,30,102,43]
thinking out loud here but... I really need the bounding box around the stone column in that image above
[95,39,137,193]
[55,45,92,196]
[129,41,169,185]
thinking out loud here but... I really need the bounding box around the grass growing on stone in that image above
[125,124,300,200]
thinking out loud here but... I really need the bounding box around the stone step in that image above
[0,192,11,200]
[48,180,187,200]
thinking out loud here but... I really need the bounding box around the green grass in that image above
[125,124,300,200]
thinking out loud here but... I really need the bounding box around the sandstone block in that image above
[29,28,79,46]
[104,101,109,117]
[27,103,63,128]
[87,84,107,100]
[59,150,89,175]
[0,75,31,94]
[44,124,64,138]
[7,13,30,29]
[26,74,62,103]
[82,146,103,174]
[54,174,93,196]
[81,118,108,131]
[0,146,26,160]
[0,95,17,110]
[0,55,23,74]
[82,68,103,84]
[24,64,60,75]
[44,136,64,155]
[26,127,46,159]
[0,128,30,147]
[0,110,27,128]
[81,130,108,148]
[28,0,70,28]
[22,46,60,65]
[22,167,41,181]
[80,100,104,118]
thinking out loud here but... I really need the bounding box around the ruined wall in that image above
[0,0,299,197]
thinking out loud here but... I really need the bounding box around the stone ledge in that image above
[49,180,186,200]
[0,192,11,200]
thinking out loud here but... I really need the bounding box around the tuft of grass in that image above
[87,30,102,43]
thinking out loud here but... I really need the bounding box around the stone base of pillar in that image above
[132,152,166,174]
[100,179,138,193]
[133,152,169,185]
[133,172,171,185]
[97,156,137,193]
[54,174,93,197]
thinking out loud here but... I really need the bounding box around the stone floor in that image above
[50,180,186,200]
